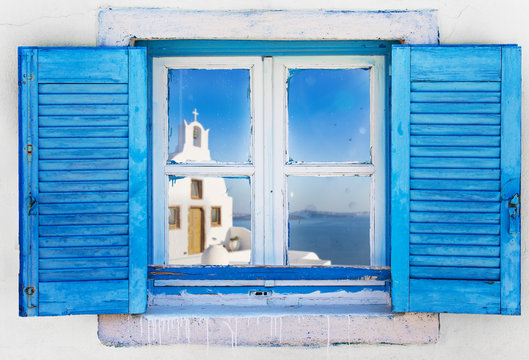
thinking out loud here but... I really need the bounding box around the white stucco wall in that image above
[1,1,529,359]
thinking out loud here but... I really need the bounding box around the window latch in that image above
[28,195,37,216]
[508,193,520,234]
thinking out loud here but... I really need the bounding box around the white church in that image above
[167,109,330,266]
[167,109,251,265]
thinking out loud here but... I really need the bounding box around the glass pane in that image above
[167,69,252,163]
[287,176,371,266]
[287,68,371,163]
[167,176,251,265]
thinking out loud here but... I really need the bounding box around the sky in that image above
[167,67,371,214]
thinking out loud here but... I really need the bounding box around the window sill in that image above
[98,300,439,346]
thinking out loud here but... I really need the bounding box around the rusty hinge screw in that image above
[24,286,35,296]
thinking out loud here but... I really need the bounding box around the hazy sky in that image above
[167,67,371,214]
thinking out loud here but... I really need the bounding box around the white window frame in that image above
[152,56,264,265]
[152,55,386,267]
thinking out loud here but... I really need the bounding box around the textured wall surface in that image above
[1,1,529,359]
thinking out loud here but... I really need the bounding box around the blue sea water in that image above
[233,215,370,266]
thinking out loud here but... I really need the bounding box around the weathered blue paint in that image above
[151,285,386,296]
[409,279,500,314]
[148,265,390,281]
[390,45,411,312]
[19,47,39,317]
[128,47,149,314]
[500,46,521,315]
[135,40,398,57]
[391,45,521,315]
[18,47,148,316]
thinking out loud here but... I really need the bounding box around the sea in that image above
[233,215,370,266]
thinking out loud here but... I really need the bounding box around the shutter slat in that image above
[410,190,500,202]
[410,267,500,280]
[39,94,128,105]
[410,223,500,235]
[410,146,500,158]
[410,234,500,246]
[40,148,129,159]
[39,84,128,94]
[410,255,500,267]
[410,169,500,180]
[410,179,499,191]
[39,246,128,258]
[410,212,500,224]
[39,159,128,171]
[39,138,128,149]
[410,136,500,146]
[40,257,129,269]
[410,201,500,213]
[410,92,500,103]
[39,268,129,282]
[410,244,499,257]
[40,181,128,193]
[410,124,500,136]
[39,192,128,203]
[39,235,129,248]
[411,114,500,125]
[39,214,128,226]
[411,103,500,114]
[39,202,128,215]
[410,157,499,169]
[39,104,128,116]
[39,170,129,182]
[39,115,129,127]
[411,82,501,92]
[39,225,129,237]
[39,127,128,138]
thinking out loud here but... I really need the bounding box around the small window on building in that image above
[193,126,201,147]
[168,206,181,229]
[191,179,203,199]
[211,206,221,226]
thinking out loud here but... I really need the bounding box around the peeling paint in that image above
[98,312,439,346]
[97,9,439,47]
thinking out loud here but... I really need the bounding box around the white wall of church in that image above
[167,176,233,263]
[2,1,529,359]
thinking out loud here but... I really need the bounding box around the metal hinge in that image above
[508,193,520,234]
[28,195,37,216]
[25,144,33,155]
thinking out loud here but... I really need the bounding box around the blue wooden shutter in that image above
[19,47,148,316]
[391,45,521,314]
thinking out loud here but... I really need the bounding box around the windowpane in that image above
[167,69,252,163]
[211,207,221,226]
[287,68,371,163]
[167,176,251,265]
[287,176,371,266]
[168,206,181,229]
[191,179,203,199]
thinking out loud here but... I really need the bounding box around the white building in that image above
[167,110,235,264]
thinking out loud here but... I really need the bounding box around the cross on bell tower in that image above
[192,108,199,122]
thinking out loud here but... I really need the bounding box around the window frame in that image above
[143,40,395,296]
[211,206,222,227]
[168,206,181,229]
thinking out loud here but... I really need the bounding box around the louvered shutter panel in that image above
[19,47,148,316]
[391,45,521,314]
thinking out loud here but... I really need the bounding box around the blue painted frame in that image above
[136,40,396,296]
